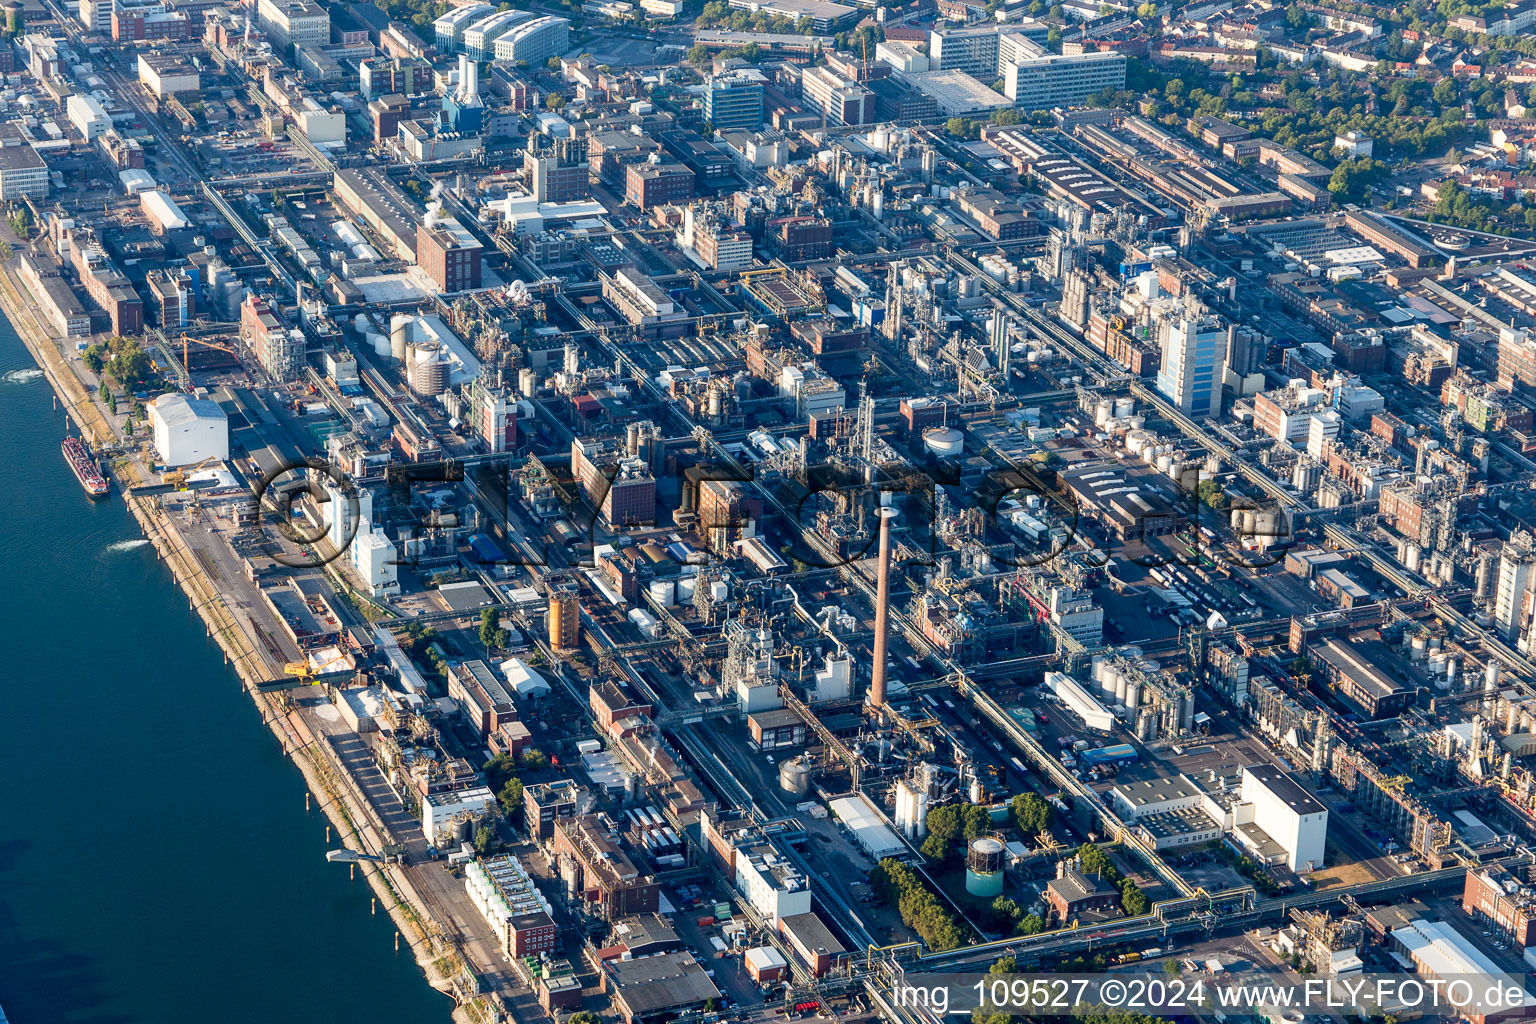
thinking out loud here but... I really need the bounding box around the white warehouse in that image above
[67,94,110,141]
[1235,765,1327,872]
[148,393,229,467]
[1044,670,1114,732]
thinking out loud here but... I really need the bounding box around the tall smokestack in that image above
[869,504,898,711]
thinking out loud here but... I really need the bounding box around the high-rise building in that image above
[416,213,482,293]
[704,69,766,131]
[1494,535,1535,641]
[548,590,580,651]
[800,66,875,127]
[491,14,568,64]
[1156,314,1227,418]
[433,2,492,51]
[929,24,1000,78]
[1003,51,1127,108]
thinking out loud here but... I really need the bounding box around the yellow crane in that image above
[164,456,217,489]
[283,660,316,685]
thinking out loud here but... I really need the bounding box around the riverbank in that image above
[0,256,479,1021]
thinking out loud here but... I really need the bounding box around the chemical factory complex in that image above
[11,0,1536,1019]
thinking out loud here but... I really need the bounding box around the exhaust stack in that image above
[869,504,898,710]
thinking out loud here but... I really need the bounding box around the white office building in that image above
[256,0,330,49]
[434,2,493,50]
[148,393,229,467]
[491,15,569,64]
[1003,50,1127,108]
[735,843,812,925]
[1235,765,1327,872]
[930,24,1001,78]
[67,95,111,141]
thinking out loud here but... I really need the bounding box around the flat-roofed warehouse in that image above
[334,166,420,262]
[602,950,721,1024]
[1061,465,1185,541]
[1307,635,1415,719]
[984,127,1167,228]
[904,69,1014,116]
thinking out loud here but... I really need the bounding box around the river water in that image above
[0,322,451,1023]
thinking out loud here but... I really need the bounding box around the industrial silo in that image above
[965,836,1006,897]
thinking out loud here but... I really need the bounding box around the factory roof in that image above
[0,142,45,170]
[607,951,721,1016]
[1243,764,1325,816]
[905,69,1014,115]
[151,391,227,426]
[1137,807,1221,841]
[1112,774,1203,810]
[1309,637,1410,702]
[1048,865,1119,904]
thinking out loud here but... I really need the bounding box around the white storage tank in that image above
[648,578,675,606]
[923,427,964,457]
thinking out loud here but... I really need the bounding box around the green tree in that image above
[568,1014,601,1024]
[472,825,495,854]
[1076,843,1119,883]
[545,92,567,111]
[687,43,711,63]
[521,748,549,770]
[1164,958,1182,975]
[483,753,516,790]
[497,776,524,818]
[1121,878,1149,916]
[479,607,509,650]
[1196,479,1227,509]
[1136,2,1157,17]
[98,381,111,405]
[1010,792,1054,840]
[1017,912,1044,935]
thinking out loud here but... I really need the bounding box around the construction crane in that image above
[283,660,316,685]
[163,457,217,489]
[181,333,239,370]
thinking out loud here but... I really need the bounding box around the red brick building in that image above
[624,161,693,211]
[416,214,481,293]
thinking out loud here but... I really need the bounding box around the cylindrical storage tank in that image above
[964,837,1006,897]
[1126,682,1141,709]
[1447,659,1458,687]
[1115,673,1129,702]
[708,387,723,419]
[1157,453,1174,475]
[779,758,812,797]
[1136,710,1153,740]
[648,579,675,606]
[923,427,964,457]
[1094,400,1112,427]
[969,777,983,804]
[1404,544,1421,571]
[519,366,536,398]
[3,2,22,33]
[1101,664,1119,696]
[367,331,389,357]
[390,313,411,363]
[676,576,697,602]
[1114,397,1135,418]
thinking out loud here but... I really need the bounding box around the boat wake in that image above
[105,538,150,553]
[2,368,43,384]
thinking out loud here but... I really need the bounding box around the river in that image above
[0,321,451,1023]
